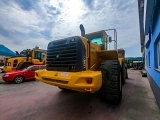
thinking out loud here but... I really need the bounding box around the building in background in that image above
[138,0,160,108]
[0,44,16,57]
[0,44,16,66]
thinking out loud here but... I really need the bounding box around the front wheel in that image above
[99,60,122,104]
[14,76,24,84]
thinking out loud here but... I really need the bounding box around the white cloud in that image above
[0,0,141,57]
[0,2,44,34]
[0,34,48,52]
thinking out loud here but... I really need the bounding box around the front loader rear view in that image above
[35,24,127,104]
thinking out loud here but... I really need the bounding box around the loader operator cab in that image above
[85,30,109,50]
[34,51,43,62]
[86,33,103,45]
[31,50,45,64]
[20,49,44,62]
[20,49,44,64]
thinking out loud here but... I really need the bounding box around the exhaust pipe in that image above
[80,24,85,37]
[79,24,90,70]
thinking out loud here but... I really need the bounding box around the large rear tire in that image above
[125,69,128,79]
[99,60,122,104]
[121,61,126,85]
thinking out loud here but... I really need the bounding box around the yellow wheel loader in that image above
[3,49,46,72]
[35,25,127,104]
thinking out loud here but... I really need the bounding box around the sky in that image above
[0,0,142,57]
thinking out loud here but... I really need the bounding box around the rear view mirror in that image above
[106,36,112,43]
[108,36,112,43]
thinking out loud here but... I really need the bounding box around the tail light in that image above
[85,88,92,91]
[86,78,92,84]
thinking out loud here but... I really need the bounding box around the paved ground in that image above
[0,69,160,120]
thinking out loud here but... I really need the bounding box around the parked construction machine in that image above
[35,25,127,104]
[3,48,46,72]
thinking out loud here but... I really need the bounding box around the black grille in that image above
[47,36,85,72]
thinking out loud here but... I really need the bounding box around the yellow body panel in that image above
[3,57,26,72]
[97,50,118,60]
[3,66,12,72]
[79,36,119,71]
[3,49,46,72]
[35,70,102,93]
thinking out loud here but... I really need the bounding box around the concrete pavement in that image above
[0,69,160,120]
[119,69,160,120]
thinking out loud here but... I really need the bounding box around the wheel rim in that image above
[15,76,23,83]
